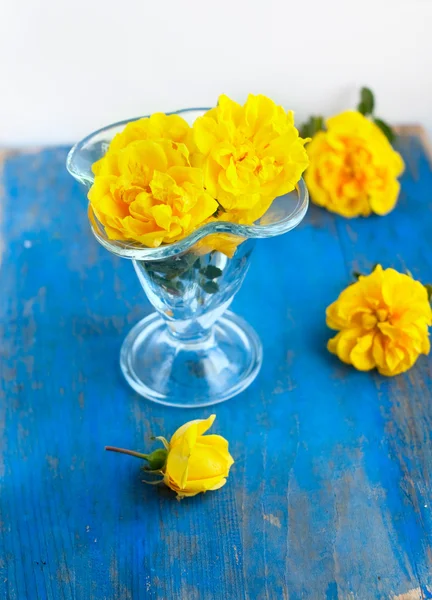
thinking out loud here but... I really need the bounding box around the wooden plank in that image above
[395,126,432,165]
[0,129,431,599]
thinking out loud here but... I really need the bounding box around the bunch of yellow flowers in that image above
[88,94,309,251]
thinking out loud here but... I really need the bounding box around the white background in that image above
[1,0,431,146]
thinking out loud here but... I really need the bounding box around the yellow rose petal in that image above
[170,414,216,447]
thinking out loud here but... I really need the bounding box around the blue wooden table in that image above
[1,128,432,600]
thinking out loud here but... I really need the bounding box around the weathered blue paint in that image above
[0,133,431,599]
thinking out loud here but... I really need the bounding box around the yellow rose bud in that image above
[164,415,234,499]
[105,415,234,500]
[305,111,405,217]
[326,265,432,376]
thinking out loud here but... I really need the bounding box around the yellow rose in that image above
[164,415,234,499]
[93,112,194,174]
[88,136,218,247]
[327,265,432,376]
[105,415,234,500]
[305,111,405,217]
[193,94,309,224]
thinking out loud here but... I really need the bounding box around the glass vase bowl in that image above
[67,109,308,408]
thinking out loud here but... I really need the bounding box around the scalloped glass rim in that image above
[67,108,309,261]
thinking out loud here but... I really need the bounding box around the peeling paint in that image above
[263,513,282,528]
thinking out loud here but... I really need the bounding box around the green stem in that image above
[105,446,149,460]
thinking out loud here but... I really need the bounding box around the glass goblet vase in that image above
[67,109,308,407]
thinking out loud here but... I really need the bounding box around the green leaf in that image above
[200,280,219,294]
[200,265,223,279]
[357,101,368,116]
[357,87,374,115]
[352,271,362,280]
[424,283,432,304]
[299,124,309,138]
[145,253,198,279]
[312,115,324,134]
[299,115,324,139]
[373,118,395,143]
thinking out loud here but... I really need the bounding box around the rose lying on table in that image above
[301,87,405,218]
[105,415,234,499]
[88,94,309,255]
[326,265,432,376]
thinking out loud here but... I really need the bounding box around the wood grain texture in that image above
[0,129,432,599]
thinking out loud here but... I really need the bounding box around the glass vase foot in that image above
[120,311,263,408]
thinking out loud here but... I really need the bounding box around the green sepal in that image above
[141,477,164,485]
[151,435,170,450]
[424,283,432,304]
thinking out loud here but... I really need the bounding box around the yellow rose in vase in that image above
[93,112,195,174]
[193,94,309,224]
[88,135,218,247]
